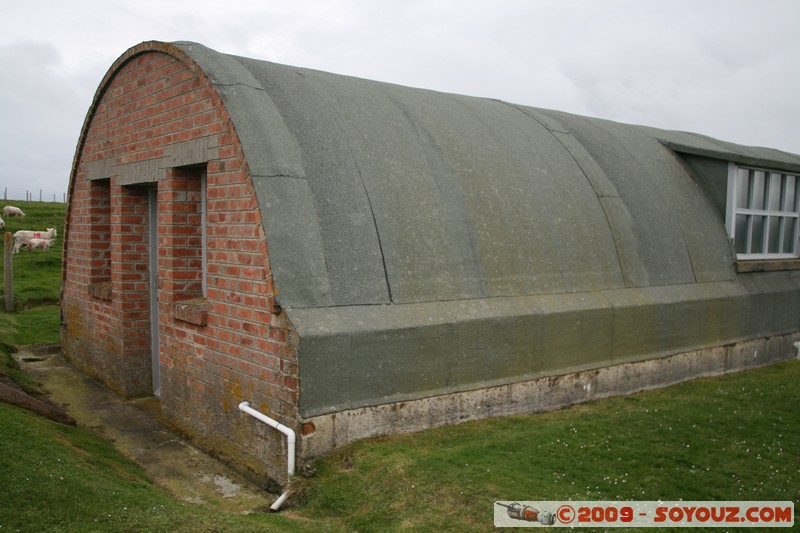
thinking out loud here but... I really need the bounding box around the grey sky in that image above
[1,0,799,201]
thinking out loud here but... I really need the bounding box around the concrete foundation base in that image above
[300,332,799,461]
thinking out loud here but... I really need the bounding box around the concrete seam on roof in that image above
[503,99,571,291]
[501,102,621,199]
[209,81,263,90]
[661,149,702,285]
[297,75,395,302]
[250,174,307,182]
[676,222,699,284]
[174,41,306,179]
[172,41,774,307]
[391,95,489,299]
[499,100,634,289]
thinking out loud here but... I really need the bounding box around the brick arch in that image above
[62,43,297,483]
[64,41,275,298]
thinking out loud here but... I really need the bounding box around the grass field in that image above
[0,201,64,309]
[295,361,799,530]
[0,199,797,531]
[2,352,798,532]
[0,201,63,346]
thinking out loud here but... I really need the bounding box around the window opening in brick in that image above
[165,165,207,300]
[89,178,112,299]
[726,163,800,260]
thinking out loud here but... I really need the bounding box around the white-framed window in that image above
[726,163,800,260]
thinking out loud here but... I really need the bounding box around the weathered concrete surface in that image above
[61,299,151,398]
[293,275,800,418]
[299,333,800,460]
[14,347,273,513]
[0,372,76,426]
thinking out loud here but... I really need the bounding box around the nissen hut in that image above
[62,41,800,486]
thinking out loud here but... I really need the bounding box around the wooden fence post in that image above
[4,232,13,312]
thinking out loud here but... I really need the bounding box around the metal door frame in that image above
[148,188,161,397]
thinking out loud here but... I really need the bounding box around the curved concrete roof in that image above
[173,41,792,310]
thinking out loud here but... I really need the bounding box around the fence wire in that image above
[2,188,67,203]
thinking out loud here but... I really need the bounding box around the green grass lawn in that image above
[0,198,797,531]
[0,200,63,346]
[294,361,799,531]
[0,399,307,533]
[0,200,64,311]
[2,346,797,531]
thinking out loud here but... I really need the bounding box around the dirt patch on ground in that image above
[10,347,275,513]
[0,371,76,425]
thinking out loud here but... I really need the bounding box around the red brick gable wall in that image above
[62,49,298,482]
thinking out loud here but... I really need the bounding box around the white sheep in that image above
[3,206,26,217]
[22,238,55,252]
[12,228,57,254]
[0,216,4,231]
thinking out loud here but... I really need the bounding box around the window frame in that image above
[200,170,207,298]
[725,162,800,261]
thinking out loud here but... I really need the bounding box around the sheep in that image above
[0,216,4,231]
[3,206,25,217]
[21,238,55,252]
[12,228,57,254]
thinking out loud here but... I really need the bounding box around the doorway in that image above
[148,188,161,397]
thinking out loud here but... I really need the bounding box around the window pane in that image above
[735,214,749,254]
[767,216,781,253]
[751,215,766,253]
[768,173,783,210]
[780,175,791,211]
[783,218,798,254]
[794,176,800,211]
[736,168,750,209]
[751,171,766,209]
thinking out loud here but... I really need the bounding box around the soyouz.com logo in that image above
[494,501,794,528]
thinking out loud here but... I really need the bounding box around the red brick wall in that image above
[62,49,299,483]
[159,168,204,298]
[88,179,111,283]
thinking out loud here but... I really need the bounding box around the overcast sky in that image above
[1,0,799,202]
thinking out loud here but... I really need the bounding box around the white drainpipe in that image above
[238,401,296,511]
